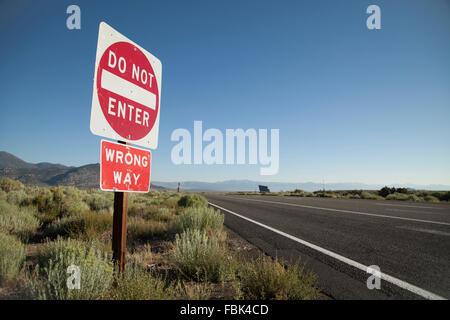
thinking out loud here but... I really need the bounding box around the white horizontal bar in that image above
[101,69,156,110]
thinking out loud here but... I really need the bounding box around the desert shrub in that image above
[313,192,336,198]
[176,282,214,300]
[32,187,89,222]
[45,211,112,240]
[396,187,408,194]
[107,264,176,300]
[431,191,450,202]
[379,186,391,198]
[0,178,24,193]
[0,232,26,283]
[162,195,182,209]
[348,194,361,199]
[6,190,29,206]
[37,237,85,266]
[379,186,409,197]
[428,191,450,201]
[62,198,90,216]
[407,194,422,202]
[0,200,41,242]
[33,189,55,213]
[60,186,83,200]
[128,202,164,220]
[26,238,113,300]
[237,255,319,300]
[131,204,175,222]
[141,193,163,206]
[85,193,111,211]
[288,190,313,197]
[177,194,208,208]
[173,229,231,283]
[34,210,60,226]
[129,193,159,208]
[152,207,175,222]
[126,244,153,268]
[424,195,439,202]
[360,191,383,200]
[32,188,65,224]
[127,202,149,218]
[168,206,224,237]
[127,217,167,242]
[18,186,40,206]
[58,187,89,216]
[386,193,409,201]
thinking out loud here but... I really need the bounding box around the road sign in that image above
[90,22,162,149]
[100,140,151,192]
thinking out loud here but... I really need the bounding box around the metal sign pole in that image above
[112,141,128,272]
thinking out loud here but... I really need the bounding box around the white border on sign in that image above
[99,139,152,193]
[90,22,162,150]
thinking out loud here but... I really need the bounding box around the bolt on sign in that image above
[90,22,162,149]
[100,140,151,192]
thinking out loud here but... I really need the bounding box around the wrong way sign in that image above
[100,140,151,192]
[90,22,162,149]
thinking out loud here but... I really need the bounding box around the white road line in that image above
[224,196,450,226]
[397,226,450,237]
[375,203,443,210]
[101,69,156,109]
[385,208,440,215]
[209,202,446,300]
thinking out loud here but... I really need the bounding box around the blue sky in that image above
[0,0,449,185]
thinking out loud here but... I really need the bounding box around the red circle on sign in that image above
[96,42,159,140]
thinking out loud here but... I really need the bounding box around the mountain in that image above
[153,180,450,192]
[0,151,448,191]
[0,167,73,186]
[0,152,165,189]
[0,151,36,169]
[46,164,100,188]
[152,180,380,192]
[35,162,72,170]
[0,151,71,170]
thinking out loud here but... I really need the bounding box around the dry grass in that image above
[236,254,320,300]
[0,181,322,300]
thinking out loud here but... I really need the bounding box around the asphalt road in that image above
[205,194,450,300]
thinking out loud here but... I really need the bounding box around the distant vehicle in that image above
[259,185,270,193]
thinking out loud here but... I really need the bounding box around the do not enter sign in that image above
[100,140,151,192]
[97,42,159,140]
[91,22,162,149]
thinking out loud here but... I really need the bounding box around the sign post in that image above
[90,22,162,272]
[112,186,128,272]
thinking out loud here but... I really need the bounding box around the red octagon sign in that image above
[96,42,159,141]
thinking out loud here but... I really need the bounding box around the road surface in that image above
[205,193,450,300]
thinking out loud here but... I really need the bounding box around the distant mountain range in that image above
[1,151,448,191]
[0,151,164,189]
[153,180,450,192]
[0,151,100,188]
[0,152,73,171]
